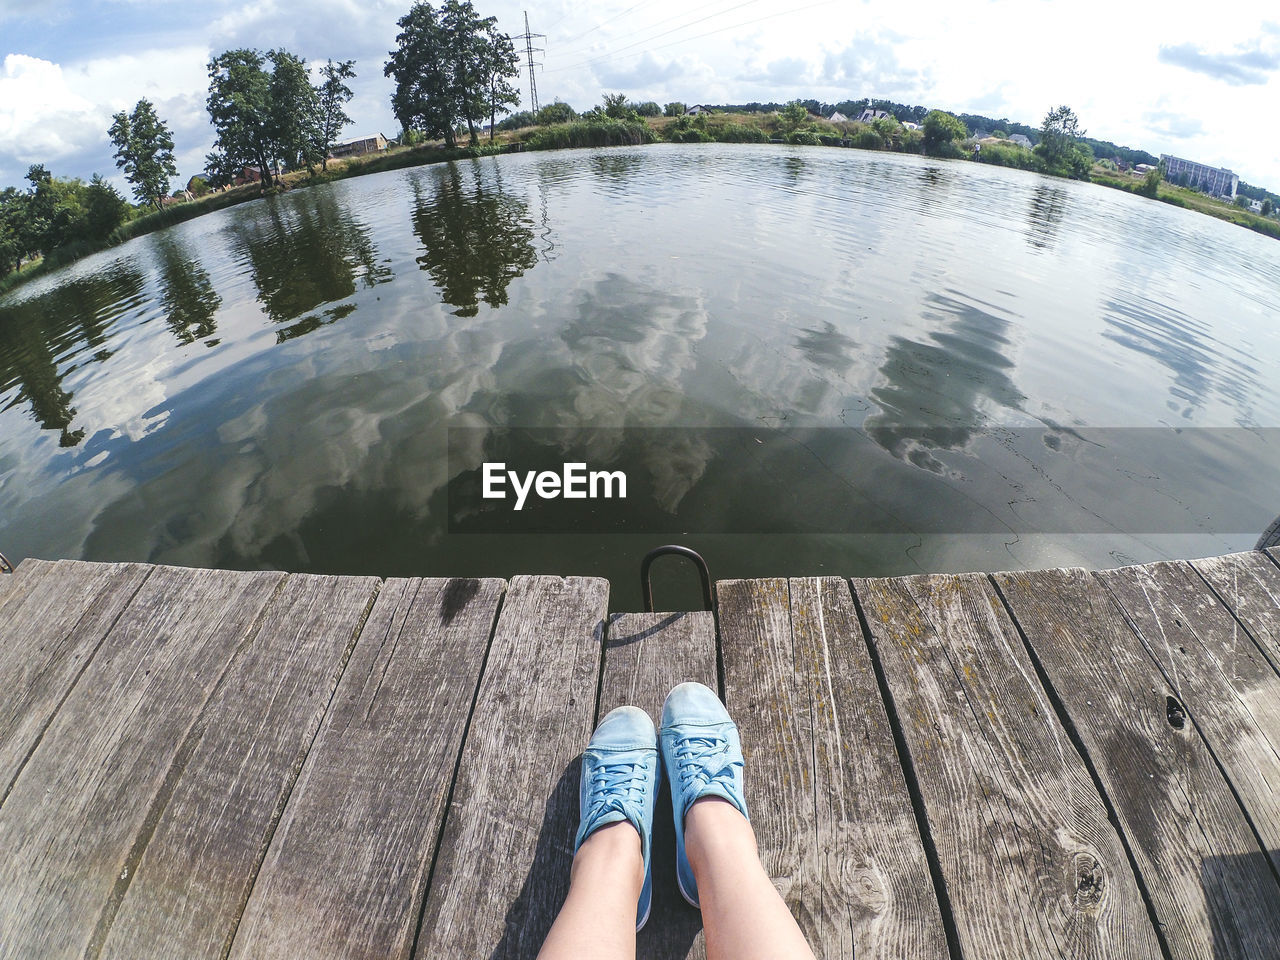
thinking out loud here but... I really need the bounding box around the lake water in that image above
[2,144,1279,610]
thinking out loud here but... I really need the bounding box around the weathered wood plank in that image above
[1097,561,1280,874]
[1191,551,1280,675]
[97,573,382,960]
[719,577,950,960]
[855,572,1159,960]
[0,557,40,609]
[996,567,1280,960]
[0,565,285,960]
[602,611,717,960]
[414,575,608,959]
[0,558,153,801]
[229,577,504,960]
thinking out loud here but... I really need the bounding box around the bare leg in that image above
[536,820,643,960]
[686,797,817,960]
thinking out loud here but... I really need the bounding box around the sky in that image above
[1,0,1278,195]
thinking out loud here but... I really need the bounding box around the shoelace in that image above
[673,734,742,797]
[587,760,649,823]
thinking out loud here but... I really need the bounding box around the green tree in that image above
[536,101,576,124]
[1139,166,1161,199]
[386,1,503,148]
[664,101,685,117]
[107,99,179,209]
[921,110,966,153]
[779,100,807,131]
[1263,198,1274,217]
[443,0,497,145]
[22,165,56,254]
[268,49,323,174]
[602,92,630,119]
[0,187,28,275]
[314,59,357,169]
[633,100,661,117]
[1035,105,1092,179]
[479,23,520,140]
[872,113,902,146]
[206,48,277,187]
[84,175,128,241]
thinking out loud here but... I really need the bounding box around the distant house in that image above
[827,111,848,123]
[856,108,891,123]
[235,165,263,185]
[1134,163,1156,174]
[1249,199,1263,213]
[901,121,919,130]
[330,133,389,159]
[685,104,707,115]
[1009,134,1032,149]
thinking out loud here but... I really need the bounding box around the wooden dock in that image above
[2,552,1279,959]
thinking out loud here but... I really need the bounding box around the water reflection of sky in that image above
[2,145,1279,607]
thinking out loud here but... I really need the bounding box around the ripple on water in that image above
[1,144,1279,595]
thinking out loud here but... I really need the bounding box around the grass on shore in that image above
[1090,167,1280,240]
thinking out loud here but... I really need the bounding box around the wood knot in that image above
[1166,695,1186,729]
[1073,853,1104,908]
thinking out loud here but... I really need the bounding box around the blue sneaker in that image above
[574,705,660,930]
[659,682,748,908]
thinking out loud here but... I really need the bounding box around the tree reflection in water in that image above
[156,236,221,345]
[0,266,145,446]
[864,291,1027,472]
[793,321,858,374]
[411,162,538,317]
[1025,183,1068,250]
[232,189,391,330]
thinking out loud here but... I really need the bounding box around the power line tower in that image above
[516,11,544,115]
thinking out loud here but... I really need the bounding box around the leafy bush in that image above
[715,122,766,143]
[976,141,1041,171]
[526,118,656,150]
[852,128,882,150]
[664,101,686,117]
[536,101,577,125]
[1139,168,1161,198]
[602,93,630,119]
[664,114,710,143]
[187,176,210,197]
[632,101,661,117]
[922,110,967,154]
[787,130,821,146]
[498,110,537,131]
[668,127,712,143]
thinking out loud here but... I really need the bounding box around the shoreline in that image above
[3,121,1276,302]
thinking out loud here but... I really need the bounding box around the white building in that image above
[1160,154,1239,199]
[1009,134,1032,149]
[857,108,891,123]
[828,111,848,123]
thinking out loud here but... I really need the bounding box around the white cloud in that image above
[0,54,100,161]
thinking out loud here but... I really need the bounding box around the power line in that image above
[554,0,648,48]
[516,11,545,114]
[554,0,762,64]
[544,0,839,76]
